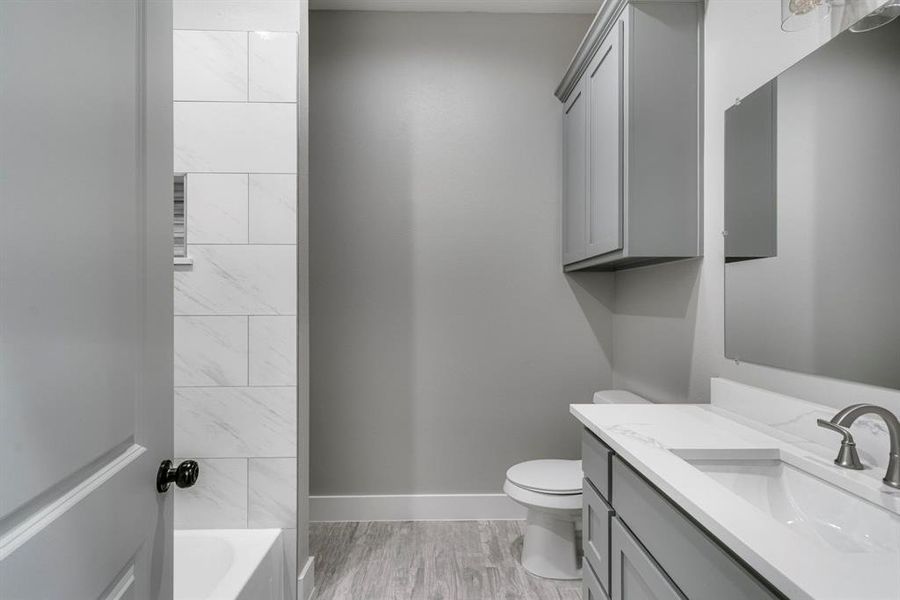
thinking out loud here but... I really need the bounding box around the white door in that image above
[0,1,175,599]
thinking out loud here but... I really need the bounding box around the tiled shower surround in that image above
[171,0,298,537]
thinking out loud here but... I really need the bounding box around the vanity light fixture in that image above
[781,0,831,31]
[849,0,900,32]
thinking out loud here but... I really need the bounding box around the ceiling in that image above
[309,0,602,14]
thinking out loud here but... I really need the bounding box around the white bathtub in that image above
[174,529,283,600]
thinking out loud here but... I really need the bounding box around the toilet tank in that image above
[592,390,650,405]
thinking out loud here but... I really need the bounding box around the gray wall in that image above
[310,11,608,495]
[612,0,900,415]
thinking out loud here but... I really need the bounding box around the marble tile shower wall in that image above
[171,0,299,533]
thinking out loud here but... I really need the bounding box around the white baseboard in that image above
[310,493,527,522]
[297,556,314,600]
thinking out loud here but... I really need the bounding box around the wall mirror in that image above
[724,14,900,389]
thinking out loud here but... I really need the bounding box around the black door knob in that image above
[157,459,200,493]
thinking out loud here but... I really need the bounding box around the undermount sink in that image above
[680,454,900,554]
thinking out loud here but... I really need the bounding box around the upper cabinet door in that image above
[586,20,624,258]
[563,82,588,265]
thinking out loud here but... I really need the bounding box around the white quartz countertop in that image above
[570,403,900,600]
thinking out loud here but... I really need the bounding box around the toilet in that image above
[503,389,649,580]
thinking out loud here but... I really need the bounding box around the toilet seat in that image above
[505,459,582,495]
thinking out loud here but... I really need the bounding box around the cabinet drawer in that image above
[584,552,611,600]
[610,517,685,600]
[582,428,612,501]
[583,478,613,595]
[612,458,781,600]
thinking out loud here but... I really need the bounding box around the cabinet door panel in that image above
[563,83,588,264]
[584,478,613,595]
[586,20,624,257]
[611,518,685,600]
[585,552,611,600]
[582,428,612,501]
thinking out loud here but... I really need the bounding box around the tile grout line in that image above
[168,171,298,175]
[175,242,298,246]
[247,172,251,243]
[246,31,250,104]
[244,175,249,530]
[174,99,296,105]
[174,314,297,317]
[175,386,297,391]
[246,457,250,528]
[175,28,300,34]
[179,456,297,461]
[246,315,251,387]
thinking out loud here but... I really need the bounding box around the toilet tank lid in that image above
[592,390,650,405]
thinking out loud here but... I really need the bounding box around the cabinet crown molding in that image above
[555,0,698,102]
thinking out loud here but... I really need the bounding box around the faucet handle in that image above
[817,418,853,441]
[817,419,864,470]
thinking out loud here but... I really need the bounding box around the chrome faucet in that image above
[817,404,900,489]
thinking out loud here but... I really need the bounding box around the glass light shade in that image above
[850,0,900,32]
[781,0,831,31]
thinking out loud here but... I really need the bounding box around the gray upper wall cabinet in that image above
[558,0,702,271]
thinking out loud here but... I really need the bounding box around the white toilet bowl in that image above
[504,389,649,580]
[504,459,583,579]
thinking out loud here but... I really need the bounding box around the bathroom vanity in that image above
[579,426,779,600]
[572,379,900,600]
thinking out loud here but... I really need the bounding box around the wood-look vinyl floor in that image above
[310,520,583,600]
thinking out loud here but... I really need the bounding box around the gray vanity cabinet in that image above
[557,0,701,271]
[581,429,783,600]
